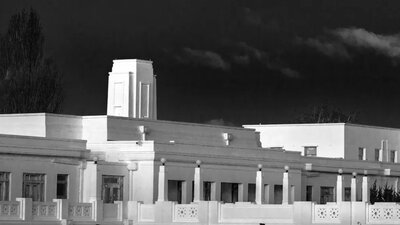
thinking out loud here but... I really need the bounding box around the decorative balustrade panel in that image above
[368,203,400,224]
[313,203,340,224]
[138,204,155,222]
[32,202,57,220]
[0,201,20,220]
[68,203,92,221]
[173,204,199,222]
[219,203,293,223]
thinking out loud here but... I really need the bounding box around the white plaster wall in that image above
[344,124,400,162]
[244,124,345,158]
[45,114,82,139]
[0,155,80,202]
[82,116,108,142]
[83,162,129,203]
[0,114,46,137]
[106,116,259,148]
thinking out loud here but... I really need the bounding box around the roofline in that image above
[243,122,400,131]
[83,115,255,131]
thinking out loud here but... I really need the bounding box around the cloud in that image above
[302,38,351,59]
[243,8,262,26]
[280,68,300,78]
[301,27,400,61]
[232,42,300,78]
[332,28,400,58]
[176,48,230,71]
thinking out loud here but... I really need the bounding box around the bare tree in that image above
[295,104,358,123]
[0,8,63,113]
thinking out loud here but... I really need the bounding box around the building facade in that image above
[0,59,400,225]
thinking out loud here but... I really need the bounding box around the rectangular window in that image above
[0,172,10,201]
[358,147,366,160]
[248,183,256,202]
[375,149,381,161]
[264,184,270,204]
[344,187,351,201]
[221,182,239,203]
[203,181,212,201]
[168,180,184,204]
[306,185,313,201]
[390,150,397,163]
[57,174,68,199]
[140,83,150,118]
[102,175,123,203]
[320,186,334,204]
[274,185,283,204]
[23,173,45,202]
[304,146,317,157]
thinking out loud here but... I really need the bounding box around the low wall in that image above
[2,199,400,225]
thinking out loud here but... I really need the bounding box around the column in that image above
[351,172,357,202]
[394,178,399,192]
[256,164,263,204]
[157,158,168,202]
[362,170,369,203]
[336,169,343,203]
[193,160,203,202]
[127,162,138,201]
[78,161,87,203]
[282,165,289,204]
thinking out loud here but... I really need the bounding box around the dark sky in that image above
[2,0,400,127]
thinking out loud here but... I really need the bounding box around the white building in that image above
[244,123,400,162]
[0,59,400,225]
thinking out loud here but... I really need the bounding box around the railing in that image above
[0,201,20,220]
[312,203,340,224]
[103,201,123,222]
[367,202,400,224]
[219,202,294,224]
[68,202,92,221]
[138,203,156,222]
[173,203,199,222]
[32,201,58,220]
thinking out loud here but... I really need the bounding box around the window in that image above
[203,181,213,201]
[168,180,184,204]
[0,172,10,201]
[304,146,317,157]
[102,175,123,203]
[375,149,381,161]
[274,185,283,204]
[320,186,334,204]
[23,173,45,202]
[390,150,397,163]
[221,182,239,203]
[358,147,366,160]
[248,183,256,202]
[344,187,351,201]
[57,174,68,199]
[264,184,270,204]
[306,185,313,201]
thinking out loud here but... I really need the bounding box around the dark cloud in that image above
[176,48,230,71]
[243,8,262,26]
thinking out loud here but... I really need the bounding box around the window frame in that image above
[0,172,10,201]
[304,146,317,157]
[22,173,46,202]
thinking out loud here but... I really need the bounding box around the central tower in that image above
[107,59,157,119]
